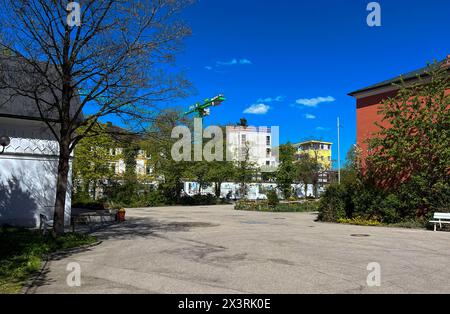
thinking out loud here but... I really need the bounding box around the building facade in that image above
[293,140,332,170]
[293,140,333,187]
[0,55,83,227]
[0,117,73,227]
[349,55,450,161]
[226,126,279,171]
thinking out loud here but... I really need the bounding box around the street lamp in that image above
[0,135,10,154]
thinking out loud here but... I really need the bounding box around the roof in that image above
[226,126,272,133]
[348,56,450,97]
[0,55,81,122]
[105,123,139,142]
[293,140,333,147]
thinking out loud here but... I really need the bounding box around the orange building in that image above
[349,56,450,161]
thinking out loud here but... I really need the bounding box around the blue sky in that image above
[165,0,449,166]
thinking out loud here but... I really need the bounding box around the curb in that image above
[22,240,103,294]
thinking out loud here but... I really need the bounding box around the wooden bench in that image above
[429,213,450,231]
[71,209,118,232]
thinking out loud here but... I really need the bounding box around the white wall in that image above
[0,117,72,228]
[183,181,319,199]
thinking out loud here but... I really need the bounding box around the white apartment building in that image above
[226,126,279,171]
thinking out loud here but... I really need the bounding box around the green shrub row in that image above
[318,178,450,225]
[235,200,319,212]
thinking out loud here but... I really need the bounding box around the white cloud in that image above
[204,66,213,70]
[215,58,252,67]
[304,114,316,119]
[239,58,252,65]
[295,96,336,107]
[216,58,237,66]
[316,126,330,131]
[243,103,270,115]
[257,95,285,103]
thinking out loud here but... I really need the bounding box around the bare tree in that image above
[0,0,192,234]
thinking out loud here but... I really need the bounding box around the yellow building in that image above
[293,140,332,170]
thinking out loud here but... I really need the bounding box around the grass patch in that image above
[0,227,96,294]
[271,202,319,212]
[387,219,428,229]
[336,217,431,229]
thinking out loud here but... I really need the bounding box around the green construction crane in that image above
[184,94,226,118]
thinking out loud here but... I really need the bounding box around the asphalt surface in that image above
[29,205,450,294]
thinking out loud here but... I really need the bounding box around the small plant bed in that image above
[235,199,319,213]
[334,217,432,230]
[0,227,97,294]
[337,217,382,226]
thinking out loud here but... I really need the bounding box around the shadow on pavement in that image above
[88,218,219,240]
[24,244,99,294]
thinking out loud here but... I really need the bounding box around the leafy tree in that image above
[276,144,296,198]
[0,1,192,234]
[237,118,248,127]
[234,141,257,198]
[123,143,140,183]
[142,109,191,203]
[73,124,116,201]
[206,160,236,197]
[367,63,450,216]
[188,161,211,195]
[295,155,317,198]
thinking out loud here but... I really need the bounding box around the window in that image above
[266,135,271,146]
[266,160,270,166]
[241,134,246,145]
[266,148,271,157]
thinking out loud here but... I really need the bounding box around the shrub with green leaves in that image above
[318,184,348,222]
[267,189,279,207]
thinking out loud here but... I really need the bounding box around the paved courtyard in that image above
[29,205,450,294]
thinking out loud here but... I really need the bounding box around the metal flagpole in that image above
[337,117,341,184]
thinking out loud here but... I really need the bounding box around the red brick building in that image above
[348,56,450,161]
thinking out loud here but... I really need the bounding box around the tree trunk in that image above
[53,137,71,235]
[214,182,222,198]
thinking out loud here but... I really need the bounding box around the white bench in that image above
[429,213,450,231]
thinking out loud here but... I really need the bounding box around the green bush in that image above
[273,201,319,212]
[266,189,279,207]
[235,200,319,212]
[235,200,269,211]
[318,177,449,227]
[318,184,348,222]
[377,194,402,223]
[143,189,167,207]
[179,194,218,206]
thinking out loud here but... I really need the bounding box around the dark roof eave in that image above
[348,58,449,97]
[348,75,423,97]
[0,112,60,123]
